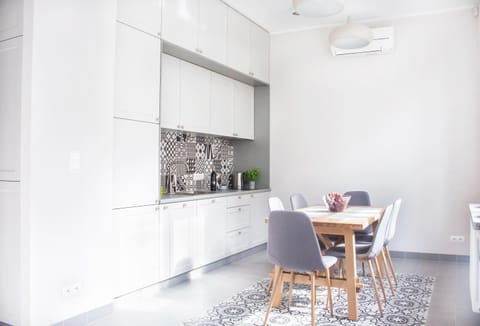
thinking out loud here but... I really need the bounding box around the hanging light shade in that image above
[329,17,373,49]
[292,0,344,17]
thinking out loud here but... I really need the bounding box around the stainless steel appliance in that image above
[234,172,246,190]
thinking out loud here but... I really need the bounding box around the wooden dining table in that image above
[267,206,384,320]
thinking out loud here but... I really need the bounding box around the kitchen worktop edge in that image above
[160,188,271,204]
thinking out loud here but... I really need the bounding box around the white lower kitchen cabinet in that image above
[161,201,196,276]
[249,192,270,246]
[226,227,249,254]
[114,205,160,297]
[113,118,159,209]
[194,197,227,266]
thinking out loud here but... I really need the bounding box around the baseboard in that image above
[389,250,469,262]
[0,322,13,326]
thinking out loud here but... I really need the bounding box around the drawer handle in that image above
[238,207,241,212]
[238,231,242,235]
[155,206,159,211]
[182,203,187,208]
[238,196,241,199]
[211,199,215,203]
[163,206,168,210]
[233,132,238,136]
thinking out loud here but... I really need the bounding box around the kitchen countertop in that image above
[470,203,480,230]
[160,188,271,204]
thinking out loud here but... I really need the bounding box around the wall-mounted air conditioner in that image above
[330,26,394,56]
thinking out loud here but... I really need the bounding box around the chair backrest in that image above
[290,193,308,210]
[267,210,329,272]
[385,198,402,245]
[344,191,371,206]
[366,203,394,259]
[268,197,285,212]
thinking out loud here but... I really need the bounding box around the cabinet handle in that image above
[155,117,159,122]
[157,32,162,37]
[211,199,215,203]
[251,194,254,198]
[163,206,168,210]
[238,207,241,212]
[238,231,242,235]
[177,124,181,129]
[249,72,254,76]
[155,206,159,211]
[155,199,160,204]
[195,48,203,54]
[182,203,187,208]
[233,132,238,137]
[238,196,241,199]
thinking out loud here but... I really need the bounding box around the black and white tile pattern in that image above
[184,274,435,326]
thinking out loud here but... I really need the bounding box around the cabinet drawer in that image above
[197,197,227,207]
[226,227,249,254]
[226,206,250,231]
[227,194,252,208]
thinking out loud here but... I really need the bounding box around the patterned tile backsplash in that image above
[161,130,234,192]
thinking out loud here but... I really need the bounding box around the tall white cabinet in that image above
[116,0,163,37]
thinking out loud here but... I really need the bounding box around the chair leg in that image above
[310,272,316,326]
[381,249,395,295]
[385,247,398,285]
[287,272,295,309]
[326,268,334,316]
[367,260,384,317]
[362,262,365,276]
[338,259,344,278]
[263,267,283,326]
[374,257,387,302]
[266,267,274,294]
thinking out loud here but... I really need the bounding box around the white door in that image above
[115,23,161,124]
[180,60,211,133]
[113,119,159,209]
[166,201,196,276]
[226,8,250,75]
[160,54,181,130]
[0,0,23,42]
[0,37,22,181]
[114,205,160,297]
[116,0,163,37]
[197,0,227,64]
[195,198,227,266]
[250,192,270,246]
[0,182,20,325]
[162,0,198,53]
[250,23,269,83]
[233,81,254,140]
[210,72,234,137]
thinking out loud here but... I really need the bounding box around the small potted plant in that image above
[245,168,260,190]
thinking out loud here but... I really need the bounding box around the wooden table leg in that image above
[344,230,359,320]
[271,265,283,307]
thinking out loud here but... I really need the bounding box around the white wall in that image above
[270,10,480,255]
[24,0,116,324]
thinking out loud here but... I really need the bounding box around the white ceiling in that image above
[222,0,479,33]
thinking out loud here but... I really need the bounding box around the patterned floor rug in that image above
[184,273,435,326]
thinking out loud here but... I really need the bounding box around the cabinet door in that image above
[0,182,20,325]
[165,201,196,276]
[233,81,254,140]
[226,8,250,75]
[250,192,270,246]
[158,207,171,281]
[113,119,159,209]
[179,61,210,133]
[0,37,21,181]
[162,0,198,53]
[114,205,160,297]
[117,0,162,36]
[115,23,161,124]
[195,198,227,266]
[160,54,181,130]
[198,0,227,64]
[210,73,233,137]
[250,23,269,83]
[0,0,23,41]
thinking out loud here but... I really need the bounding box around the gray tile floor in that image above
[89,250,480,326]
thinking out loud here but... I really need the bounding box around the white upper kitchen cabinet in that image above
[210,73,234,137]
[162,201,196,276]
[194,198,227,266]
[249,23,269,83]
[113,119,159,209]
[117,0,162,37]
[197,0,227,64]
[162,0,198,53]
[114,23,161,124]
[226,8,250,75]
[0,0,23,42]
[0,37,22,181]
[249,192,270,246]
[160,54,181,130]
[114,205,160,297]
[180,61,211,133]
[233,81,254,140]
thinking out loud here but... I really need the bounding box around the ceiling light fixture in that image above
[329,17,373,49]
[292,0,344,17]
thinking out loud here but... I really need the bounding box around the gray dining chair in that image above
[290,193,308,210]
[268,197,285,211]
[325,203,394,317]
[383,199,402,286]
[264,211,337,326]
[344,191,372,238]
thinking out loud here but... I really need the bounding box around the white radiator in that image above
[469,204,480,313]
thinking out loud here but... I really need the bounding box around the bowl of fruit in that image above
[323,193,351,212]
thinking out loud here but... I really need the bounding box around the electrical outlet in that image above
[450,235,465,243]
[62,283,81,297]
